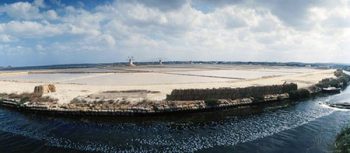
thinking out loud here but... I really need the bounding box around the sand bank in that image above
[0,65,336,104]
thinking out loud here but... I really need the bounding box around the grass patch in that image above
[288,89,310,100]
[1,92,57,104]
[335,126,350,153]
[204,99,219,107]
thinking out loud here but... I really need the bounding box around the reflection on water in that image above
[1,89,350,152]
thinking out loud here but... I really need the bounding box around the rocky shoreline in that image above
[0,95,286,117]
[0,70,349,117]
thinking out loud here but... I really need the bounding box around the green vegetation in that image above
[0,93,7,100]
[1,92,57,104]
[204,99,219,107]
[309,70,350,95]
[288,89,311,100]
[318,70,350,89]
[167,83,298,101]
[335,126,350,153]
[317,78,343,88]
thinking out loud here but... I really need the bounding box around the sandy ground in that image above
[0,64,336,104]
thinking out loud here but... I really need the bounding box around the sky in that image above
[0,0,350,66]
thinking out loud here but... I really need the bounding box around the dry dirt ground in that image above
[0,64,335,104]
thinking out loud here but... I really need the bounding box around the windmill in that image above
[149,57,165,65]
[128,56,136,66]
[158,58,163,65]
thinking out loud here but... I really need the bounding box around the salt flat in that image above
[0,64,336,104]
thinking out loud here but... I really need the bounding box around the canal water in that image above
[1,88,350,153]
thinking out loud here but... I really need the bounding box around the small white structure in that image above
[128,56,136,67]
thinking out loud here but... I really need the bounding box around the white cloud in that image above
[0,0,349,66]
[45,10,59,20]
[0,34,13,42]
[1,21,63,37]
[100,34,116,46]
[33,0,45,8]
[0,1,59,21]
[0,2,41,20]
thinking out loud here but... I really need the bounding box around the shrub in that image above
[167,83,298,101]
[20,96,30,103]
[334,69,343,77]
[288,89,310,100]
[316,78,342,88]
[335,126,350,153]
[204,99,219,107]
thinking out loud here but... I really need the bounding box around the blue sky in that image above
[0,0,350,66]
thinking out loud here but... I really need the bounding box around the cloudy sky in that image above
[0,0,349,66]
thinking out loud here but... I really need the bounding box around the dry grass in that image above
[1,92,58,103]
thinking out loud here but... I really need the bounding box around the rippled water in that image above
[1,89,350,153]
